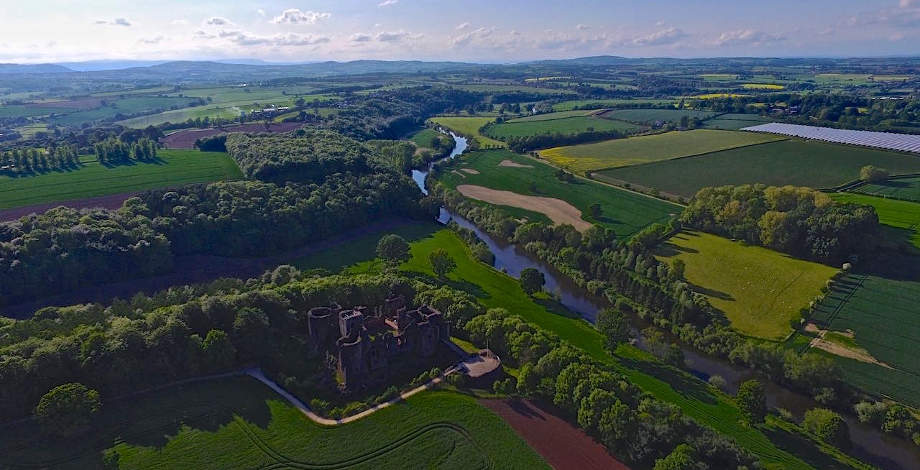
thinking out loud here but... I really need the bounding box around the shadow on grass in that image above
[618,355,720,405]
[533,296,583,320]
[761,424,881,470]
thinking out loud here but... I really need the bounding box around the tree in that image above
[519,268,545,295]
[589,202,602,219]
[670,258,686,279]
[859,165,889,183]
[429,248,456,278]
[736,379,767,424]
[34,383,101,437]
[804,408,850,448]
[202,329,237,371]
[596,308,630,351]
[654,444,699,470]
[376,234,411,267]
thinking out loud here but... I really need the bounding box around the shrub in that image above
[34,383,101,437]
[803,408,850,448]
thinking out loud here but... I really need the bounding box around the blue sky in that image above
[1,0,918,63]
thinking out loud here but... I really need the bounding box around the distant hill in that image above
[56,60,168,72]
[0,63,72,74]
[526,55,629,66]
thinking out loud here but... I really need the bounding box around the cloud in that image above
[712,29,785,47]
[901,0,918,7]
[205,17,233,26]
[378,0,399,6]
[171,19,188,25]
[456,22,470,30]
[139,36,164,45]
[215,30,330,47]
[630,27,687,46]
[257,9,265,16]
[849,2,920,29]
[375,30,423,42]
[95,18,132,27]
[576,24,589,31]
[350,33,372,42]
[451,27,494,47]
[271,9,331,25]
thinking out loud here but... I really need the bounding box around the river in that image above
[415,132,920,470]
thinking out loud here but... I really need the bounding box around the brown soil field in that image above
[461,168,480,174]
[480,399,630,470]
[161,122,305,149]
[0,192,138,222]
[456,184,591,231]
[499,159,533,168]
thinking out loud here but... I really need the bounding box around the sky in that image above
[1,0,919,64]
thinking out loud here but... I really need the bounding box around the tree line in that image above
[681,184,880,264]
[0,145,80,174]
[93,137,158,164]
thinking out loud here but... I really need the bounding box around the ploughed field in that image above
[540,129,784,173]
[0,376,548,470]
[436,149,681,237]
[656,231,838,340]
[595,139,920,198]
[0,150,242,210]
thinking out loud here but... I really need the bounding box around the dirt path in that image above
[499,159,533,168]
[456,184,592,232]
[805,323,892,368]
[480,399,630,470]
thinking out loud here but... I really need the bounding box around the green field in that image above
[437,149,682,236]
[596,139,920,198]
[484,116,641,140]
[49,97,199,126]
[429,116,505,147]
[808,255,920,408]
[552,99,676,111]
[831,193,920,248]
[851,176,920,203]
[506,110,592,122]
[540,129,784,173]
[407,128,452,151]
[600,108,716,123]
[0,150,242,210]
[656,231,837,340]
[703,113,773,130]
[0,376,547,469]
[296,226,871,470]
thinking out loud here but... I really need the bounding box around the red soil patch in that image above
[480,399,630,470]
[0,192,138,222]
[162,122,305,149]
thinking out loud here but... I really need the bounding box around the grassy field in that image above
[595,139,920,198]
[599,108,716,123]
[808,254,920,408]
[407,127,453,151]
[49,97,199,126]
[656,231,837,340]
[429,116,506,148]
[0,376,547,469]
[437,149,682,236]
[540,129,784,173]
[742,83,785,90]
[0,150,242,209]
[703,113,773,130]
[831,193,920,248]
[296,226,872,470]
[506,110,592,122]
[851,176,920,203]
[483,116,641,140]
[552,99,676,111]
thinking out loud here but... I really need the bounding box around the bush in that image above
[859,165,889,182]
[736,379,767,424]
[803,408,850,448]
[34,383,101,437]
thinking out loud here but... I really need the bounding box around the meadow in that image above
[552,99,676,111]
[703,113,773,130]
[407,127,452,150]
[506,110,592,121]
[483,116,641,140]
[851,176,920,203]
[540,129,784,173]
[429,116,506,147]
[48,96,200,126]
[437,149,682,237]
[656,231,837,340]
[595,139,920,198]
[599,108,716,123]
[808,255,920,408]
[0,150,242,210]
[296,226,871,470]
[0,376,547,469]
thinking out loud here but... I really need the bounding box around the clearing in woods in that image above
[0,150,242,210]
[540,129,784,173]
[656,231,838,340]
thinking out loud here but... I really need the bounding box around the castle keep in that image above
[307,294,448,391]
